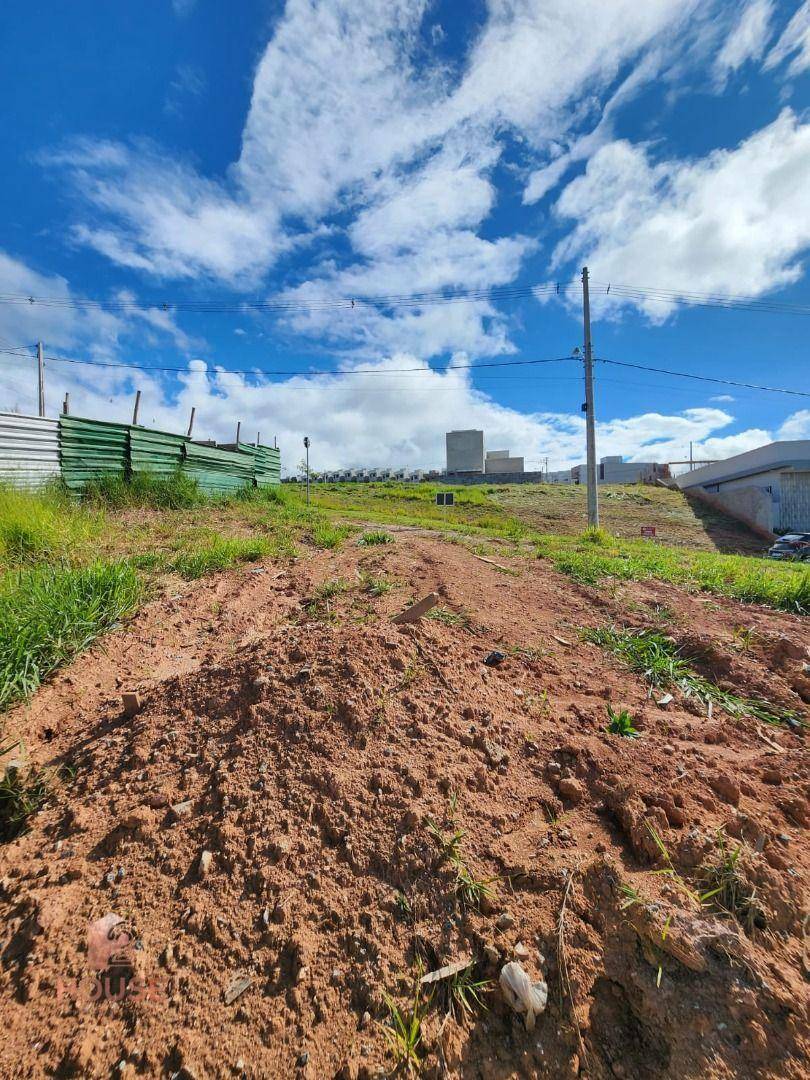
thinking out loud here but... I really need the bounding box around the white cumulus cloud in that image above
[552,109,810,320]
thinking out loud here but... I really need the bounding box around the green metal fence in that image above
[59,416,130,491]
[129,426,188,478]
[57,416,281,493]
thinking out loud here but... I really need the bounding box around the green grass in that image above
[537,532,810,615]
[0,561,142,708]
[83,471,206,510]
[164,534,271,579]
[0,483,103,566]
[357,529,394,545]
[359,570,395,596]
[308,519,354,549]
[380,986,426,1075]
[584,625,803,727]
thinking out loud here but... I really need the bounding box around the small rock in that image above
[170,800,193,821]
[198,850,213,878]
[224,973,253,1005]
[558,777,584,804]
[710,773,740,806]
[513,941,530,961]
[761,767,782,785]
[496,913,515,931]
[483,651,506,667]
[121,692,142,717]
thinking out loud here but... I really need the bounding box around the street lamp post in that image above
[303,436,310,506]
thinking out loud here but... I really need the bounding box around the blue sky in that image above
[1,0,809,472]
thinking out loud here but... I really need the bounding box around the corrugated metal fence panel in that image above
[59,415,130,490]
[182,441,254,494]
[0,412,60,489]
[255,444,281,487]
[129,426,188,477]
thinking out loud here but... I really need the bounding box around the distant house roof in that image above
[675,440,810,490]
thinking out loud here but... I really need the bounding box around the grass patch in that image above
[700,833,766,934]
[538,532,810,615]
[584,625,802,727]
[0,561,141,708]
[358,529,394,545]
[166,534,271,579]
[0,483,103,566]
[359,570,395,596]
[308,519,353,549]
[83,471,205,510]
[380,986,426,1075]
[425,606,471,629]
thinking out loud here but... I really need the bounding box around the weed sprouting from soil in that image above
[426,819,496,910]
[447,964,492,1018]
[0,561,141,708]
[583,626,802,727]
[0,745,62,841]
[606,705,642,738]
[380,985,426,1075]
[358,570,394,596]
[700,832,766,934]
[425,606,471,629]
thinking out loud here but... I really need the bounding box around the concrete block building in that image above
[485,450,524,474]
[446,429,485,473]
[675,440,810,534]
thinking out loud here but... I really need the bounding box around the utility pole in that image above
[303,436,310,506]
[581,266,599,527]
[37,342,45,417]
[62,392,70,416]
[186,407,196,438]
[132,390,141,426]
[236,421,241,445]
[689,441,693,470]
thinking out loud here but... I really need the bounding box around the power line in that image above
[0,281,564,314]
[3,345,807,398]
[589,280,810,317]
[0,347,576,377]
[598,357,810,398]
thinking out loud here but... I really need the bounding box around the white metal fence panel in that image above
[0,412,60,489]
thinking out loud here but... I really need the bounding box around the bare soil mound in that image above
[1,536,807,1078]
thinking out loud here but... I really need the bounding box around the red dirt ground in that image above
[0,534,808,1079]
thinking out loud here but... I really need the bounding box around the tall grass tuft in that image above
[0,561,141,708]
[83,471,204,510]
[0,483,102,566]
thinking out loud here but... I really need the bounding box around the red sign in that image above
[640,526,656,538]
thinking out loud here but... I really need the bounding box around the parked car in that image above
[766,533,810,561]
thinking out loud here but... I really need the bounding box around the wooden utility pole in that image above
[581,267,599,527]
[37,342,45,417]
[236,421,241,445]
[132,390,141,426]
[186,407,196,438]
[62,392,70,415]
